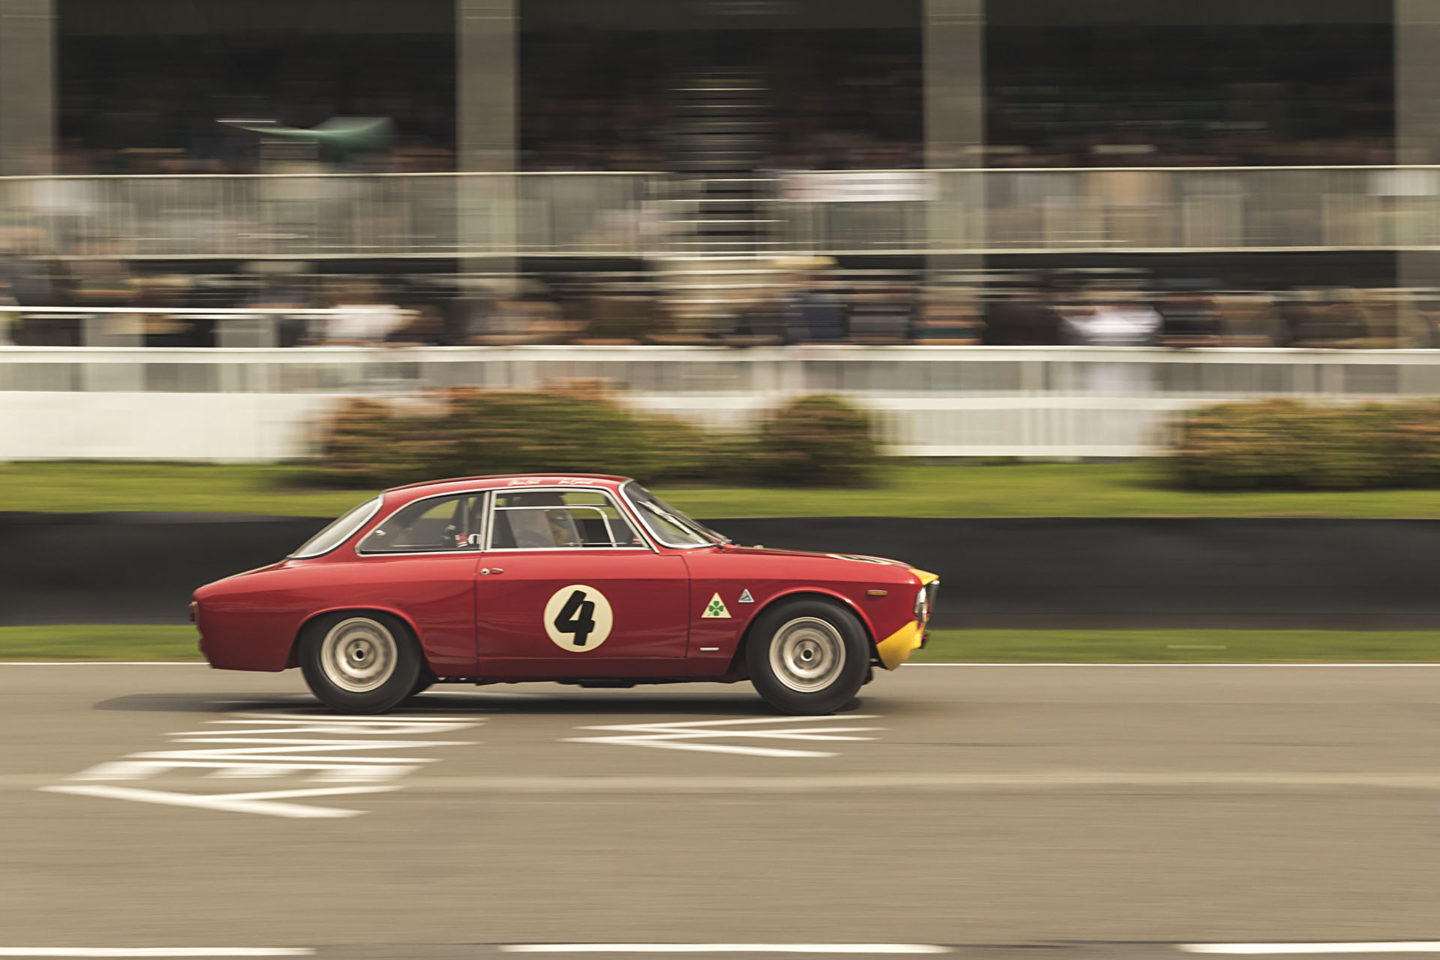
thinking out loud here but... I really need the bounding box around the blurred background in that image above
[1,0,1439,462]
[4,7,1440,950]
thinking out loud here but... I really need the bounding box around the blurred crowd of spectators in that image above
[980,24,1395,169]
[4,243,1436,350]
[55,37,456,175]
[40,23,1395,176]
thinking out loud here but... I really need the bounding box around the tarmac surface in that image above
[2,663,1439,958]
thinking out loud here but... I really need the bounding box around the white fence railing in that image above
[779,165,1440,254]
[9,166,1440,259]
[1,344,1438,460]
[0,171,667,259]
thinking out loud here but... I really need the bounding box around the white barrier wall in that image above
[2,345,1438,461]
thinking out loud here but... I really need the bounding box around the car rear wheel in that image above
[745,598,870,715]
[299,612,423,715]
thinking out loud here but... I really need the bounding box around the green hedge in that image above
[312,387,880,488]
[1171,399,1440,489]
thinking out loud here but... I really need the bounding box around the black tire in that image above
[408,673,436,699]
[745,598,871,715]
[298,611,423,715]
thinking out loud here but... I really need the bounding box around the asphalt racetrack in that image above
[2,664,1439,958]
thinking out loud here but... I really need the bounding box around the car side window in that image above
[358,494,483,554]
[490,490,643,550]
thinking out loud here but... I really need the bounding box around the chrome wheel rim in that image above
[769,617,846,693]
[320,617,397,693]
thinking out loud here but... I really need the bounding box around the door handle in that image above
[480,567,504,576]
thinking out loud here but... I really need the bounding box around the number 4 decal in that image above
[543,585,614,652]
[555,590,596,647]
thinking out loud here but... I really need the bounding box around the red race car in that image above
[193,474,938,715]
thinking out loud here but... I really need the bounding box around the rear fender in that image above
[289,605,430,671]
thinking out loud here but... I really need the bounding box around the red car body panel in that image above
[679,547,910,666]
[474,548,690,678]
[193,474,934,683]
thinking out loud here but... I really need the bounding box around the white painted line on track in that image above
[502,946,950,955]
[331,771,1440,793]
[42,713,485,817]
[908,662,1440,667]
[39,784,397,818]
[568,715,883,758]
[0,951,312,958]
[0,662,206,666]
[1181,945,1440,955]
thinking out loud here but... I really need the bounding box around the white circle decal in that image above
[543,584,614,652]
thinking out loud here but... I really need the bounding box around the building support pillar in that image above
[1395,0,1440,344]
[923,0,984,340]
[0,0,54,175]
[457,0,517,322]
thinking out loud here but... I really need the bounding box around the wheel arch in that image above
[727,588,878,676]
[289,605,428,670]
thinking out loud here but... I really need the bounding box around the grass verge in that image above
[4,460,1440,518]
[913,629,1439,662]
[1,625,1434,663]
[0,625,202,661]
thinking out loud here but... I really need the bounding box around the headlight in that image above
[914,581,938,625]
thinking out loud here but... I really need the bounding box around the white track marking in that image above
[42,714,483,817]
[1182,945,1440,955]
[259,771,1440,794]
[40,784,398,818]
[502,946,950,955]
[0,662,206,666]
[567,716,883,758]
[906,663,1440,667]
[0,950,311,958]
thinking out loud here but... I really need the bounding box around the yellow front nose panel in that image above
[876,620,923,671]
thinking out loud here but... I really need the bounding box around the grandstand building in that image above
[3,1,1440,462]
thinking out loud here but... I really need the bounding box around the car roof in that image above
[383,474,634,501]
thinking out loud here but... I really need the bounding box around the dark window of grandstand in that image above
[56,0,456,175]
[985,3,1394,168]
[518,0,922,172]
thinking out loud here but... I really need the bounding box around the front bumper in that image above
[876,620,924,671]
[877,570,939,670]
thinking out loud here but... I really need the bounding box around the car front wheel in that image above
[299,612,423,715]
[745,599,870,715]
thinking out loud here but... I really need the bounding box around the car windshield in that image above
[624,482,727,548]
[289,496,382,558]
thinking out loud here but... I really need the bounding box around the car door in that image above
[350,491,485,675]
[473,487,690,678]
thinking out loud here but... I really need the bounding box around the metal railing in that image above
[0,171,667,259]
[778,165,1440,254]
[1,341,1437,460]
[8,165,1440,259]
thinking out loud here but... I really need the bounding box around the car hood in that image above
[705,544,938,585]
[712,544,911,568]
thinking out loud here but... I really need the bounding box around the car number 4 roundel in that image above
[543,584,615,652]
